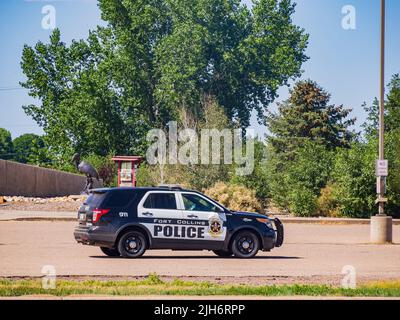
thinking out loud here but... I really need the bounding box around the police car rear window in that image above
[143,193,177,210]
[85,192,107,207]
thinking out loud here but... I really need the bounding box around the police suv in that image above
[74,186,284,259]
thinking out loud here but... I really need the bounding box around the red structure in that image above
[112,156,143,187]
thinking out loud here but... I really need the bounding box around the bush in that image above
[136,164,157,187]
[316,184,341,217]
[331,142,377,218]
[287,185,318,217]
[266,141,335,216]
[204,182,263,213]
[231,139,270,207]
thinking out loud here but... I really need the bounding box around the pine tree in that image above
[267,80,355,159]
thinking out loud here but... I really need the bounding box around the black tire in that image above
[213,250,233,258]
[118,231,147,258]
[100,247,120,257]
[231,230,260,259]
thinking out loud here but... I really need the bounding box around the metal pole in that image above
[378,0,385,216]
[371,0,391,243]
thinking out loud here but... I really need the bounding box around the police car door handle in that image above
[187,214,199,219]
[143,212,153,216]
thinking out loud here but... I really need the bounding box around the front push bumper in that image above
[273,217,284,247]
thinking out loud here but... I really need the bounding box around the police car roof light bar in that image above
[157,184,183,190]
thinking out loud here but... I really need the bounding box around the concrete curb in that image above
[0,210,399,225]
[276,216,400,225]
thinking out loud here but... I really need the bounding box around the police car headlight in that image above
[256,218,273,229]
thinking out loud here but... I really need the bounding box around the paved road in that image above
[0,221,399,284]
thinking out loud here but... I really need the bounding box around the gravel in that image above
[0,196,86,212]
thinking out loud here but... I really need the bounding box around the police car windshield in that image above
[199,193,228,212]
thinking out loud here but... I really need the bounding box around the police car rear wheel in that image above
[118,231,147,258]
[231,231,259,258]
[212,250,233,258]
[100,247,120,257]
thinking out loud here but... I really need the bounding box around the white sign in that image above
[376,160,388,177]
[120,168,132,182]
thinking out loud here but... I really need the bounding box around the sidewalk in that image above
[0,210,399,225]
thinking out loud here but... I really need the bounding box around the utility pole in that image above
[371,0,392,244]
[378,0,385,214]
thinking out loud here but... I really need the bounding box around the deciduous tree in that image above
[12,133,45,164]
[0,128,13,160]
[21,0,309,165]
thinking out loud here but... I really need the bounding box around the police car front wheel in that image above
[118,231,147,258]
[231,231,260,258]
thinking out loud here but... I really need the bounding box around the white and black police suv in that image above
[74,186,284,259]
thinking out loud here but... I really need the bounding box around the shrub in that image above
[204,182,263,213]
[231,139,270,207]
[331,142,377,218]
[135,163,157,187]
[266,141,335,217]
[316,184,341,217]
[287,185,318,217]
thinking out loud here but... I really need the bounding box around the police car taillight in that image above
[92,209,110,223]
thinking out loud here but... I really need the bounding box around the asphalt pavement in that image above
[0,221,399,285]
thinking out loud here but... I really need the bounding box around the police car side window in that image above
[104,191,136,208]
[143,193,177,210]
[182,194,217,212]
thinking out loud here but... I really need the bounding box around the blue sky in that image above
[0,0,399,138]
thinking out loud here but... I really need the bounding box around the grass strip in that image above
[1,275,399,297]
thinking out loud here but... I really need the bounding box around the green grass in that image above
[1,274,400,297]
